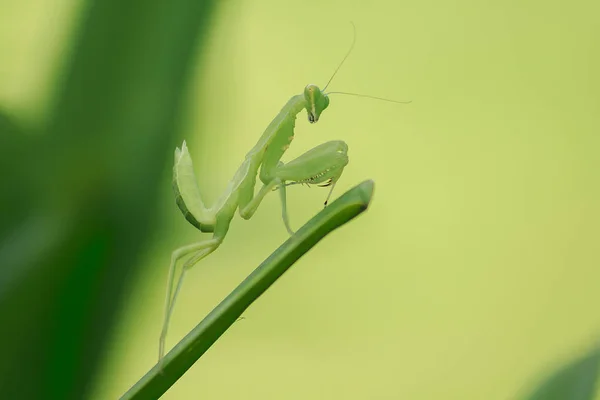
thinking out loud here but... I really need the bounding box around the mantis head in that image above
[304,84,329,124]
[303,24,409,124]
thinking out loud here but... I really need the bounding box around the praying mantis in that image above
[159,25,410,360]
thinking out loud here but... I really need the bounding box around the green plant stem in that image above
[120,179,375,400]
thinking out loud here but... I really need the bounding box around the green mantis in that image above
[159,27,410,361]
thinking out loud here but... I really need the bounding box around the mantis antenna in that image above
[322,22,357,91]
[323,22,412,104]
[326,92,412,104]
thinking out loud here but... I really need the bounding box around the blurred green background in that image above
[1,0,599,399]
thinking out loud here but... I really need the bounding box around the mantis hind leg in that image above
[159,239,220,361]
[159,203,237,361]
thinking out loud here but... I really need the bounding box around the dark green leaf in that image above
[524,347,600,400]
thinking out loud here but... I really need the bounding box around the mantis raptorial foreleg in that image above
[240,140,349,234]
[269,140,349,207]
